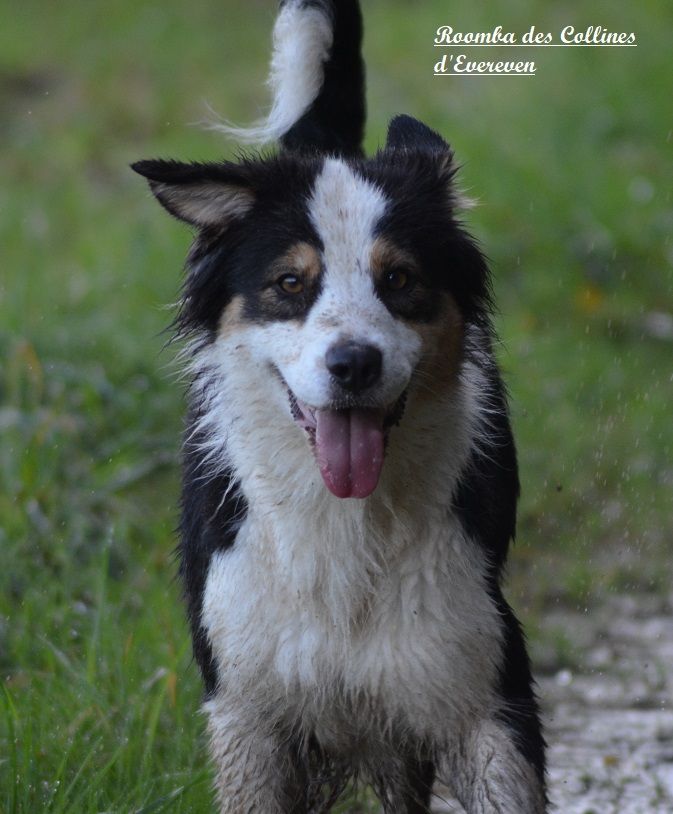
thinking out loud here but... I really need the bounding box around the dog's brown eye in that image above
[277,274,304,295]
[385,268,409,291]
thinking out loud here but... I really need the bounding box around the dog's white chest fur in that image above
[202,494,504,747]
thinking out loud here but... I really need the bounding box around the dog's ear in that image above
[131,160,255,229]
[385,114,451,157]
[384,115,472,207]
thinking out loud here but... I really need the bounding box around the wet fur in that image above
[133,1,547,811]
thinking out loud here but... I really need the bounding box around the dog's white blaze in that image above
[309,157,387,279]
[213,1,333,145]
[275,158,422,408]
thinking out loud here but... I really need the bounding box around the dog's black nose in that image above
[326,342,383,393]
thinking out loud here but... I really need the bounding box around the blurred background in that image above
[1,1,671,811]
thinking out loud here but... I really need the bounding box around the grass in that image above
[1,0,671,810]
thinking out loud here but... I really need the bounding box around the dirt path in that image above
[432,593,673,813]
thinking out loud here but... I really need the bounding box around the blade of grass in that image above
[0,681,19,814]
[55,736,133,814]
[134,770,211,814]
[86,537,112,685]
[50,734,106,814]
[140,677,169,771]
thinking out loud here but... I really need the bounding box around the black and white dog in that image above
[133,1,546,811]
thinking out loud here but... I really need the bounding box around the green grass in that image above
[1,0,672,810]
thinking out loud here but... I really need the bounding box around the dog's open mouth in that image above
[288,389,406,499]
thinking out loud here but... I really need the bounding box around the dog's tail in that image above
[215,0,365,157]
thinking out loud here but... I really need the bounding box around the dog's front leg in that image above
[204,695,305,814]
[442,719,546,814]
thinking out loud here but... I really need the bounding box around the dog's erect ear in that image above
[131,160,255,229]
[385,114,451,156]
[384,115,471,207]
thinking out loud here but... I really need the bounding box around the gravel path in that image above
[432,593,673,813]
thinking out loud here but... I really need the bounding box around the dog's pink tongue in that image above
[315,408,385,499]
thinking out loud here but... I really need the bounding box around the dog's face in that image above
[134,117,489,498]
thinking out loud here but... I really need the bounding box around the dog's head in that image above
[134,116,490,499]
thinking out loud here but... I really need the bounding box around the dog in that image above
[133,1,547,811]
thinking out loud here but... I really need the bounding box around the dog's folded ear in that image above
[131,160,255,229]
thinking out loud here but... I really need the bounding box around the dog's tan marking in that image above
[217,295,246,337]
[413,293,464,402]
[273,241,322,283]
[369,236,418,283]
[370,237,463,396]
[256,241,322,317]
